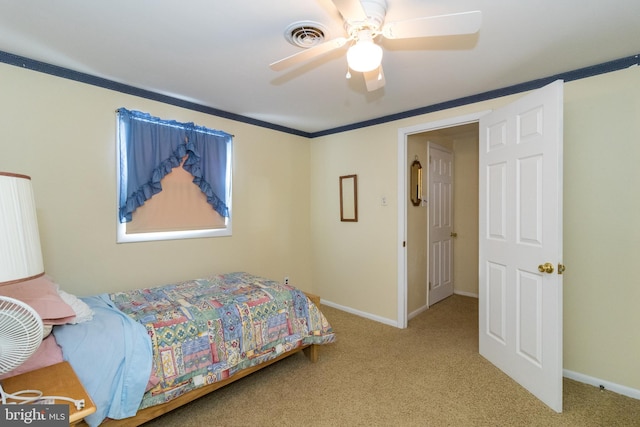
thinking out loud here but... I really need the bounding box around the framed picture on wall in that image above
[340,174,358,222]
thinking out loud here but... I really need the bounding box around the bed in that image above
[1,272,335,426]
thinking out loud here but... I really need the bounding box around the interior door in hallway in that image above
[428,144,454,306]
[479,80,564,412]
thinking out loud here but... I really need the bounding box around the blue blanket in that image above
[53,294,152,427]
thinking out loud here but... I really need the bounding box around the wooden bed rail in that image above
[98,344,318,426]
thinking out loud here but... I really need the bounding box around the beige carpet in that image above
[142,295,640,426]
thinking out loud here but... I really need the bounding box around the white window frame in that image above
[116,119,232,244]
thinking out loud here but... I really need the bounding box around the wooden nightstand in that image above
[1,361,96,425]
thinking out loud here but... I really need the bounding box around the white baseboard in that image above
[320,299,397,327]
[408,305,428,320]
[563,369,640,400]
[454,290,479,298]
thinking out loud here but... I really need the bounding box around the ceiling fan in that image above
[269,0,482,92]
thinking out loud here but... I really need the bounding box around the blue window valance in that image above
[117,108,232,223]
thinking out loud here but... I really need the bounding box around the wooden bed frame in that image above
[92,293,322,427]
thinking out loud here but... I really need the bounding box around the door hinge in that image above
[403,241,406,247]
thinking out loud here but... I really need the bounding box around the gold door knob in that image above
[450,232,458,238]
[538,262,554,274]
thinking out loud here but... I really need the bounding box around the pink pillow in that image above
[0,335,64,379]
[0,276,76,325]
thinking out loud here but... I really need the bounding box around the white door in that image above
[479,80,564,412]
[428,144,454,305]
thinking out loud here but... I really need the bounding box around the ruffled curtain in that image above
[118,108,231,223]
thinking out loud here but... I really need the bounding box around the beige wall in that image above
[310,127,398,320]
[310,66,640,391]
[562,68,640,390]
[406,135,428,315]
[0,63,313,295]
[452,133,479,297]
[2,60,639,393]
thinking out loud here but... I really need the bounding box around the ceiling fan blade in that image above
[269,37,349,71]
[363,66,385,92]
[382,10,482,39]
[332,0,368,22]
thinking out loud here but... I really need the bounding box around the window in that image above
[116,108,232,243]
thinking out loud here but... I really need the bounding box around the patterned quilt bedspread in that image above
[109,272,335,409]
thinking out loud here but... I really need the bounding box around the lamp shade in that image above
[346,39,383,72]
[0,173,44,286]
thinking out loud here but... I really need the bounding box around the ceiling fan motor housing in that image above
[345,0,387,35]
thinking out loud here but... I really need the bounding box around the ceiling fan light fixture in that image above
[346,39,383,72]
[270,1,482,92]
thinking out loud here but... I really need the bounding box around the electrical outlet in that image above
[284,276,289,285]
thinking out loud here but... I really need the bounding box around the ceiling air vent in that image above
[284,21,328,48]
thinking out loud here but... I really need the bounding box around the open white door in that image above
[479,80,564,412]
[428,144,454,306]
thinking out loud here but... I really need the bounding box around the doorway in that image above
[405,122,479,319]
[396,112,486,328]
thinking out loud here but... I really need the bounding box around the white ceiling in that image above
[1,0,639,135]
